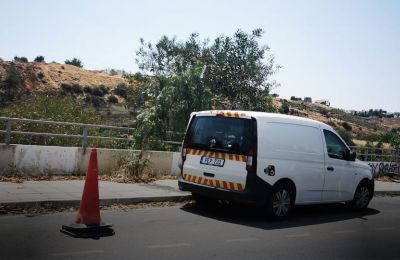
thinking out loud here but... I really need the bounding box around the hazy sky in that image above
[1,0,399,112]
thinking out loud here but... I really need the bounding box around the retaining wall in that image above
[0,144,180,176]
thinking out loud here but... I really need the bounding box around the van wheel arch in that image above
[273,178,297,202]
[354,178,374,197]
[348,178,374,209]
[264,178,297,220]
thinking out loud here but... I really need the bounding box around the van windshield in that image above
[187,116,252,155]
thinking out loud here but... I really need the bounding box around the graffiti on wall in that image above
[368,162,400,177]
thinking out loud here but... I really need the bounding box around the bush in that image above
[92,87,105,97]
[91,96,103,108]
[71,84,83,94]
[114,83,128,98]
[279,103,289,114]
[342,122,352,131]
[99,85,109,94]
[108,95,118,104]
[14,56,28,63]
[34,56,45,63]
[60,83,72,92]
[116,151,152,181]
[37,72,45,80]
[0,64,24,103]
[83,86,92,94]
[65,58,83,68]
[84,95,91,103]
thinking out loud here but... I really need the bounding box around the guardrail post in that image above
[5,120,11,145]
[81,126,88,152]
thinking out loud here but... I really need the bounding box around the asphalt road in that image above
[1,197,400,260]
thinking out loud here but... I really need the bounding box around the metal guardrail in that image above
[350,146,400,163]
[0,117,182,150]
[1,117,396,160]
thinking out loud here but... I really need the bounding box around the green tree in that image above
[133,29,279,150]
[136,29,278,111]
[205,29,278,111]
[0,64,24,104]
[279,102,290,114]
[65,58,83,68]
[14,56,28,62]
[34,56,45,63]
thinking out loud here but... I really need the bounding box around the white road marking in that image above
[286,233,310,238]
[52,250,104,257]
[375,227,395,231]
[334,230,356,234]
[225,237,258,243]
[147,243,191,249]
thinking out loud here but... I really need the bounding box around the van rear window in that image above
[187,116,252,155]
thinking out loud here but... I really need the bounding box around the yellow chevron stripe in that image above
[183,173,246,191]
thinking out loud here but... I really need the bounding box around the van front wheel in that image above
[266,183,294,220]
[348,182,372,210]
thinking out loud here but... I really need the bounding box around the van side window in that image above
[323,130,349,160]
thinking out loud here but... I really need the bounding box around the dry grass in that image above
[38,63,126,88]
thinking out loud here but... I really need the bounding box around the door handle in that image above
[203,172,215,178]
[327,166,334,172]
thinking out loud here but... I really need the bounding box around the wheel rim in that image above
[355,186,370,208]
[272,189,291,216]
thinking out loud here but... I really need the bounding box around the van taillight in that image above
[246,148,254,173]
[182,142,187,162]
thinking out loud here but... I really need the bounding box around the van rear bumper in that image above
[178,175,271,205]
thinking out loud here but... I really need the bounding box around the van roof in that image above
[193,110,332,129]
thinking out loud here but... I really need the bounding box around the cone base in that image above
[60,222,114,238]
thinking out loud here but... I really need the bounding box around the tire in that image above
[349,181,372,210]
[266,183,294,220]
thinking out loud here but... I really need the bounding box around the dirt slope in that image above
[0,60,127,91]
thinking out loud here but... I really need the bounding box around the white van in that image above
[178,110,374,220]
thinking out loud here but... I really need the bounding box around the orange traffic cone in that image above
[75,148,101,225]
[60,148,114,238]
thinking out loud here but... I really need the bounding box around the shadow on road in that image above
[180,202,380,230]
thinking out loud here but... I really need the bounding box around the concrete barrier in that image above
[0,144,180,176]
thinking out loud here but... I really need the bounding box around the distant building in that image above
[304,97,312,103]
[290,96,302,101]
[315,99,330,107]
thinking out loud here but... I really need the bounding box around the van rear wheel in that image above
[266,183,294,220]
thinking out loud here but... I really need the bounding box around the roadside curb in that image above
[374,191,400,196]
[1,191,398,209]
[0,194,192,209]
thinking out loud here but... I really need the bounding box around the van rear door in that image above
[182,114,253,192]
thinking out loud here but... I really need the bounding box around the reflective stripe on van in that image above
[182,173,245,191]
[197,110,247,118]
[187,149,247,162]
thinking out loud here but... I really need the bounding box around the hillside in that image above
[0,60,127,91]
[1,60,399,146]
[273,97,400,145]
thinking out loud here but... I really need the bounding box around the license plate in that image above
[200,156,225,167]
